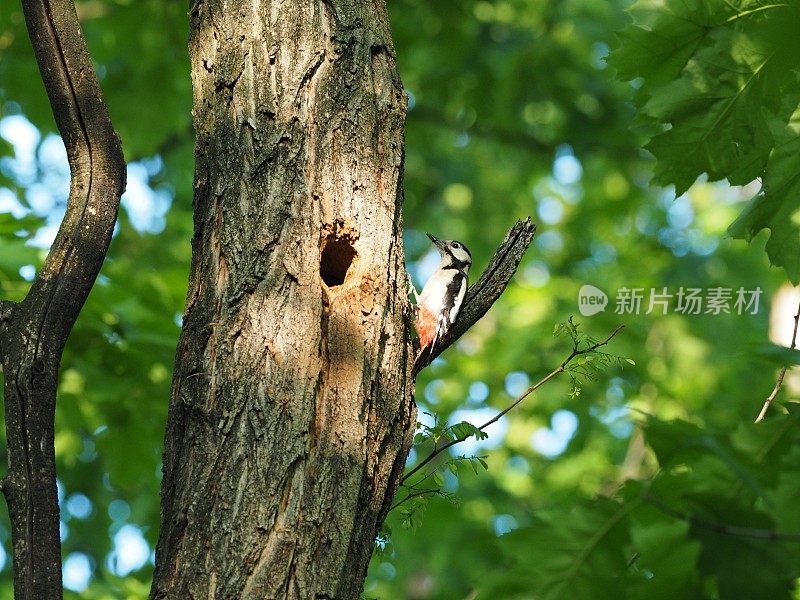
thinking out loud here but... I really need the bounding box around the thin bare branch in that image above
[413,218,536,376]
[404,325,625,484]
[755,295,800,423]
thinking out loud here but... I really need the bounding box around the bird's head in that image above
[427,233,472,272]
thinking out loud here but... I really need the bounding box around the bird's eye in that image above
[453,243,460,249]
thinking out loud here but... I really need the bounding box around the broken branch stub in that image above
[413,218,536,376]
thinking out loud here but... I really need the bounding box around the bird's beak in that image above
[426,233,447,252]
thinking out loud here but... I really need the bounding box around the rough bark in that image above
[0,0,125,598]
[150,1,413,598]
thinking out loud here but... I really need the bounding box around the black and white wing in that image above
[429,271,468,354]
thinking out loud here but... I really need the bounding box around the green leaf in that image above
[613,0,800,279]
[753,343,800,367]
[629,519,702,600]
[450,421,489,441]
[610,0,714,87]
[729,107,800,283]
[644,416,766,500]
[479,497,638,599]
[696,528,798,599]
[643,28,776,192]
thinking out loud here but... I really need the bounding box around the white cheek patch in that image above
[452,248,471,264]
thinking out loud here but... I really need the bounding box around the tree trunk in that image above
[0,1,125,598]
[150,1,414,598]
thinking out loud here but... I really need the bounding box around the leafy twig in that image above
[403,324,625,484]
[390,488,440,512]
[755,296,800,423]
[392,454,486,512]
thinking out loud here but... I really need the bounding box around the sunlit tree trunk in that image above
[150,1,414,598]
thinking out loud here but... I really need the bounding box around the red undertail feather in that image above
[416,305,437,350]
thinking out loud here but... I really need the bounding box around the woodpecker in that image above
[412,233,472,355]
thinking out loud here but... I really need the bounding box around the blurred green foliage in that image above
[0,0,798,598]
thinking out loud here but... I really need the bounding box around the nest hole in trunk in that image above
[320,232,357,287]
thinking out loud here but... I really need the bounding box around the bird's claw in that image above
[406,271,419,303]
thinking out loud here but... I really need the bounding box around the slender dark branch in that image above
[404,325,624,484]
[390,488,440,512]
[413,218,536,376]
[755,296,800,423]
[403,464,442,491]
[1,0,125,597]
[645,495,800,542]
